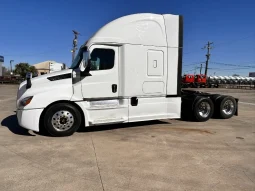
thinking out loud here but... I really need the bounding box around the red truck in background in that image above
[182,74,212,88]
[194,74,207,87]
[182,74,207,88]
[182,74,195,87]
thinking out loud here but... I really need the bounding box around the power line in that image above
[183,66,201,73]
[207,67,253,70]
[183,68,196,73]
[183,62,205,66]
[209,61,255,68]
[183,63,199,66]
[240,61,255,65]
[184,33,255,55]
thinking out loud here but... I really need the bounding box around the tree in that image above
[14,63,38,78]
[232,74,240,77]
[30,66,37,76]
[2,66,10,76]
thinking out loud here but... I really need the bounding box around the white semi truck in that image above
[16,13,238,136]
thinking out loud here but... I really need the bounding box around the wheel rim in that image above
[222,100,234,115]
[51,110,74,131]
[198,101,211,118]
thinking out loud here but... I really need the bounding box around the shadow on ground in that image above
[1,115,35,136]
[1,114,209,137]
[33,120,170,137]
[2,114,171,137]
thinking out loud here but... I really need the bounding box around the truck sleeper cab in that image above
[16,13,238,137]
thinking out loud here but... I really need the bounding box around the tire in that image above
[211,94,222,103]
[193,97,214,122]
[210,94,223,118]
[216,96,237,119]
[43,103,82,137]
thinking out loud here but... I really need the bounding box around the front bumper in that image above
[17,108,44,132]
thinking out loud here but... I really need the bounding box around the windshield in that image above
[70,46,87,69]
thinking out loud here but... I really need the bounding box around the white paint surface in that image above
[239,102,255,106]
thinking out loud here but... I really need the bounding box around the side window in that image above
[90,48,115,71]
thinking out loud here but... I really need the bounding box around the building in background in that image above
[33,61,66,76]
[249,72,255,77]
[0,56,4,76]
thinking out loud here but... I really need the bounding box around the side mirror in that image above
[80,59,91,73]
[80,60,86,72]
[80,51,90,72]
[26,72,32,89]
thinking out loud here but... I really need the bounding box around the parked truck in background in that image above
[182,74,208,88]
[182,74,255,88]
[16,13,238,137]
[182,74,195,88]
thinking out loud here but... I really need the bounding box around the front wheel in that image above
[43,103,82,137]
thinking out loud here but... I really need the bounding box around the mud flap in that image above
[235,98,239,116]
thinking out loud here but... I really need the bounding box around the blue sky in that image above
[0,0,255,76]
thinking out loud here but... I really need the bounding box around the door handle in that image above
[131,97,138,106]
[112,84,117,93]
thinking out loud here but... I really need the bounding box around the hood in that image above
[17,69,73,109]
[19,69,73,87]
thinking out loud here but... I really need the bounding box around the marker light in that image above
[20,96,33,106]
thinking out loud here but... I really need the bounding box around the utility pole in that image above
[10,60,14,75]
[71,30,80,62]
[200,63,202,74]
[202,41,213,76]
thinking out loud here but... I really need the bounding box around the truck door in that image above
[81,45,128,125]
[81,45,119,99]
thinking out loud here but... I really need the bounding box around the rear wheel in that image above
[43,103,82,137]
[217,96,236,119]
[193,97,214,122]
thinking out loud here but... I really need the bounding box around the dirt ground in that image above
[0,85,254,191]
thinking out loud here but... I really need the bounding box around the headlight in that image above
[20,96,33,106]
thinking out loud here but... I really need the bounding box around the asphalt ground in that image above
[0,85,254,191]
